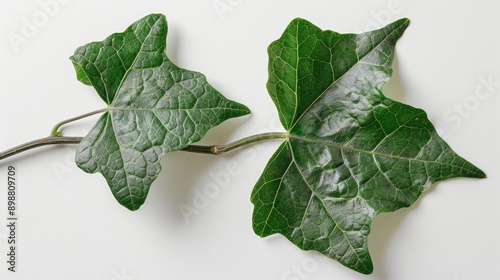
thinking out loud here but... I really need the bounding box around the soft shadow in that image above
[145,116,251,224]
[149,150,214,223]
[166,23,181,65]
[369,206,412,279]
[383,57,406,101]
[369,183,439,279]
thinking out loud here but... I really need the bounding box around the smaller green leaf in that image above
[71,14,250,210]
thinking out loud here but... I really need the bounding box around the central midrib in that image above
[107,107,249,112]
[287,134,480,175]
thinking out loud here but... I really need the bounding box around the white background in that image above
[0,0,499,279]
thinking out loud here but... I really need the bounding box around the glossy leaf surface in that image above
[251,18,485,274]
[71,14,250,210]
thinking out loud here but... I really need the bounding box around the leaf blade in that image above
[253,18,485,274]
[72,14,250,210]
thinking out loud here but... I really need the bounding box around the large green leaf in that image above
[251,18,485,274]
[71,14,250,210]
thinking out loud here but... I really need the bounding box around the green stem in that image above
[50,108,108,136]
[181,132,289,155]
[0,136,83,160]
[0,132,289,161]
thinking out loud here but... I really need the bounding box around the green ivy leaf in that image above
[251,18,485,274]
[71,14,250,211]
